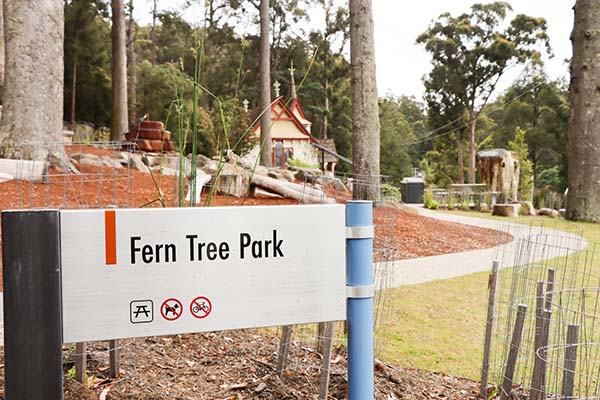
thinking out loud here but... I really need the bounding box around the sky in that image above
[134,0,575,101]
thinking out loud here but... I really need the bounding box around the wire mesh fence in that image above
[7,141,135,209]
[483,219,600,399]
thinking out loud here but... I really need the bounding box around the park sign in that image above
[59,205,346,343]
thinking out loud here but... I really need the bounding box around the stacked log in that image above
[125,121,175,152]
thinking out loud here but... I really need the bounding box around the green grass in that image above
[378,211,600,381]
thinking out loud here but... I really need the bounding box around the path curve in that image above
[378,206,589,287]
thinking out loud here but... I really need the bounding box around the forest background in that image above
[61,0,568,205]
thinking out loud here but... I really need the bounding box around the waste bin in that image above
[401,177,424,204]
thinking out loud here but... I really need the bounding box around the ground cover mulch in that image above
[0,146,511,398]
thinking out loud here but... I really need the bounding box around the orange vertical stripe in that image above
[105,210,117,265]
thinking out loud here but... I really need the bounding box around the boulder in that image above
[519,201,536,216]
[479,203,490,213]
[492,203,521,217]
[129,153,149,172]
[539,208,561,218]
[281,170,297,182]
[72,123,95,142]
[559,208,566,218]
[70,154,103,167]
[267,171,282,180]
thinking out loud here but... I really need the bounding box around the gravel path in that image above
[378,206,588,287]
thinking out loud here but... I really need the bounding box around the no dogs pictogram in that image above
[160,298,183,321]
[190,296,212,319]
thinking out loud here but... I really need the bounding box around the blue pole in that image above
[346,200,374,399]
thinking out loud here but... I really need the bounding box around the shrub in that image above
[423,190,439,209]
[458,200,470,211]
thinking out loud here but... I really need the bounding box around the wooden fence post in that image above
[530,281,545,400]
[480,260,500,399]
[500,304,527,400]
[109,339,120,378]
[75,342,87,383]
[2,210,63,400]
[318,321,335,400]
[561,323,579,398]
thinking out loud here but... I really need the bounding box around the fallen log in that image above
[250,173,329,204]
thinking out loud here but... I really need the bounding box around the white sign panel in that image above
[60,205,346,343]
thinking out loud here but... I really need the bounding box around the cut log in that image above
[251,174,329,204]
[132,139,175,152]
[492,203,521,217]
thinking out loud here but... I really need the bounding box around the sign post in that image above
[346,201,375,400]
[2,210,63,400]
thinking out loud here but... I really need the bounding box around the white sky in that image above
[134,0,574,100]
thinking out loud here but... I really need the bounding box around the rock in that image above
[492,203,521,217]
[72,123,95,142]
[295,167,321,184]
[479,203,490,213]
[153,166,178,176]
[70,154,103,167]
[559,208,566,218]
[129,153,149,172]
[519,201,536,216]
[267,171,282,180]
[539,208,555,217]
[102,157,123,169]
[254,166,269,176]
[281,170,297,182]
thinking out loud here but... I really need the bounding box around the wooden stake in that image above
[318,321,335,400]
[75,342,87,383]
[537,310,552,400]
[276,325,293,378]
[109,339,120,378]
[530,281,545,400]
[500,304,527,400]
[480,260,500,399]
[561,324,579,398]
[545,268,555,311]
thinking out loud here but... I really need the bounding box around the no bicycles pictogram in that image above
[190,296,212,319]
[160,298,183,321]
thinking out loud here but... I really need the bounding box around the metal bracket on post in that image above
[346,201,374,400]
[2,210,63,400]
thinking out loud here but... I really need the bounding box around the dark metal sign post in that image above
[2,210,63,400]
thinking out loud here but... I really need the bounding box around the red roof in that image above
[252,98,316,142]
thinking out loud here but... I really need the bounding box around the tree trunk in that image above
[455,128,464,184]
[150,0,157,67]
[127,0,137,123]
[0,1,5,96]
[468,112,477,183]
[111,0,128,141]
[70,48,78,127]
[258,0,272,167]
[350,0,380,200]
[567,0,600,222]
[0,0,64,160]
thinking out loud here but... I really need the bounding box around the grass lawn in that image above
[378,211,600,381]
